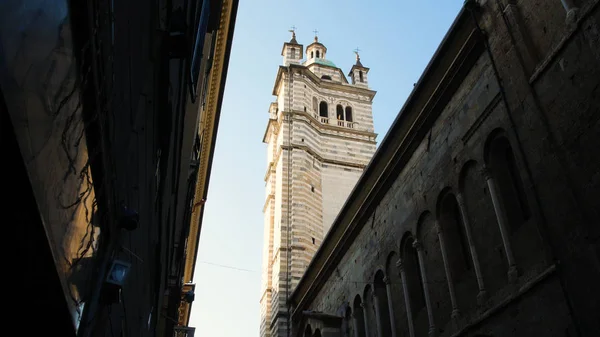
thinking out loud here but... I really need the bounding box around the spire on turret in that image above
[348,47,369,86]
[354,48,363,67]
[282,26,302,65]
[288,26,298,44]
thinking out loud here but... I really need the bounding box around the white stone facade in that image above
[260,34,377,337]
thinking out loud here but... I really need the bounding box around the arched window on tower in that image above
[319,101,328,118]
[291,47,296,58]
[359,70,364,82]
[312,97,318,112]
[336,105,344,120]
[316,50,320,58]
[311,51,314,58]
[345,106,353,122]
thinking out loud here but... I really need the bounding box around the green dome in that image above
[314,58,336,68]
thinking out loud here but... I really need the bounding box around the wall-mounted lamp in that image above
[183,290,195,303]
[106,259,131,286]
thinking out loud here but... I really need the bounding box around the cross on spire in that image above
[288,25,297,43]
[313,29,319,37]
[354,47,361,62]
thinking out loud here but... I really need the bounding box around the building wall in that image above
[296,1,600,336]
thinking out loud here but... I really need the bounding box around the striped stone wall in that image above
[260,52,377,337]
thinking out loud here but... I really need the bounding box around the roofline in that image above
[306,41,327,52]
[306,61,348,84]
[289,5,485,317]
[186,0,240,282]
[271,64,376,98]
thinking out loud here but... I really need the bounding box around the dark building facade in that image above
[1,1,238,337]
[290,1,600,337]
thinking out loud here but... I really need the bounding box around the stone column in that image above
[397,259,415,337]
[413,239,436,337]
[384,277,398,337]
[373,292,385,337]
[560,0,579,24]
[435,222,460,321]
[456,192,488,305]
[361,302,371,337]
[482,168,518,282]
[352,311,362,337]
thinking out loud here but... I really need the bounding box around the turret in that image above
[348,52,369,87]
[305,35,327,66]
[282,30,303,65]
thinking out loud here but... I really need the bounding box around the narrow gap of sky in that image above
[190,1,462,335]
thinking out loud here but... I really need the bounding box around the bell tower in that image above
[260,31,377,337]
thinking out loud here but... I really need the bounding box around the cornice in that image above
[183,0,239,283]
[272,65,377,100]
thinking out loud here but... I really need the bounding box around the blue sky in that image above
[189,1,463,335]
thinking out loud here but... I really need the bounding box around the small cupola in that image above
[348,51,369,87]
[281,29,303,66]
[306,34,327,63]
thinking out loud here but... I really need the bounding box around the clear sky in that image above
[189,1,463,335]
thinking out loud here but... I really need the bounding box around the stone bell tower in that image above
[259,30,378,337]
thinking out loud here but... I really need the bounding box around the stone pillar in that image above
[361,302,371,337]
[413,240,436,337]
[435,222,460,321]
[482,168,519,282]
[384,277,398,337]
[456,192,488,305]
[560,0,579,24]
[373,292,385,337]
[397,259,415,337]
[352,311,362,337]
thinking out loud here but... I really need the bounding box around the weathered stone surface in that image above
[292,1,600,337]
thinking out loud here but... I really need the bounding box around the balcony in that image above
[174,326,195,337]
[337,120,356,128]
[311,113,356,128]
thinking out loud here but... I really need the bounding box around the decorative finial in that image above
[353,47,361,61]
[313,29,319,42]
[288,25,298,44]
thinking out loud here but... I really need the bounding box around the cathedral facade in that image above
[260,33,378,337]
